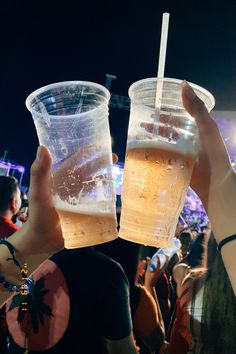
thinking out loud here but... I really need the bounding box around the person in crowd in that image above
[161,231,236,354]
[178,231,193,258]
[183,232,206,269]
[138,246,173,334]
[164,232,208,351]
[160,237,184,334]
[1,148,138,353]
[173,232,207,297]
[6,246,138,353]
[13,192,29,227]
[98,237,165,354]
[0,176,22,352]
[0,176,22,238]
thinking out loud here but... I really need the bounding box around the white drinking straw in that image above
[155,13,170,109]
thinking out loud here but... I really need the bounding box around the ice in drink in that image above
[119,140,195,247]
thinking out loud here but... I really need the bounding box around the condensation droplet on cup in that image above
[139,192,146,199]
[160,190,167,197]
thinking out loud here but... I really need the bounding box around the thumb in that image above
[28,145,54,208]
[181,80,215,133]
[181,81,229,168]
[26,145,64,254]
[181,80,231,166]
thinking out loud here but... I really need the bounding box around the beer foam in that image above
[54,195,116,216]
[127,138,197,157]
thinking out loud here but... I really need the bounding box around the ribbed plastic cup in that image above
[119,78,215,247]
[26,81,118,248]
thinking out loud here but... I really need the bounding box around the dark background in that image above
[1,0,236,186]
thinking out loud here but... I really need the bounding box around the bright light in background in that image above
[0,159,25,185]
[112,164,123,195]
[0,161,11,176]
[213,115,236,171]
[17,166,25,173]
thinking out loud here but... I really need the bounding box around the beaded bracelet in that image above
[0,274,21,292]
[218,234,236,252]
[0,238,26,292]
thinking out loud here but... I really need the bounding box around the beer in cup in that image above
[26,81,117,248]
[119,78,214,247]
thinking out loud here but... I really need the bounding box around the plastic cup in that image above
[26,81,118,248]
[119,77,215,248]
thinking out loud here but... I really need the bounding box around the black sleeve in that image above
[96,259,133,340]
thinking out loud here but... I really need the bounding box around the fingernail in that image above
[112,153,118,164]
[36,146,43,161]
[182,80,196,100]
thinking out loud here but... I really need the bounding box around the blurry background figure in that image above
[161,232,236,354]
[0,176,22,354]
[13,192,29,227]
[178,231,194,258]
[173,232,207,298]
[0,176,21,238]
[139,243,181,337]
[98,236,165,354]
[6,245,137,354]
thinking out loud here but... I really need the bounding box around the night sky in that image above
[1,0,236,186]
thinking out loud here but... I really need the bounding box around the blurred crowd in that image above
[0,176,235,353]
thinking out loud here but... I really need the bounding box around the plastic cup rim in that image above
[128,77,215,111]
[25,80,111,117]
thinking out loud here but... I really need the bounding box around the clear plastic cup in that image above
[26,81,118,248]
[119,78,215,247]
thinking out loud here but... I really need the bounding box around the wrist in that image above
[16,222,63,257]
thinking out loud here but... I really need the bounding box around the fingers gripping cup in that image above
[119,78,215,248]
[26,81,118,248]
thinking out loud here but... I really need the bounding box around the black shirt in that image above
[7,248,132,354]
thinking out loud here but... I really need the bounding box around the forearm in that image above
[206,169,236,241]
[181,82,236,296]
[144,283,157,301]
[0,225,54,307]
[0,146,64,307]
[144,283,165,334]
[204,170,236,296]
